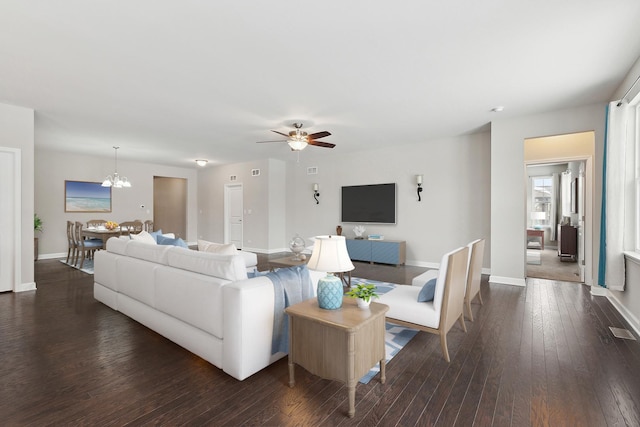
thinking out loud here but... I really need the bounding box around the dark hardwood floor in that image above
[1,255,639,426]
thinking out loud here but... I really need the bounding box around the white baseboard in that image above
[489,275,526,287]
[607,292,640,338]
[16,282,36,292]
[38,252,66,260]
[405,260,440,269]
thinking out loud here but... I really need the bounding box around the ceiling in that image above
[2,1,640,167]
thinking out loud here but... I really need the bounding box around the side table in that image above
[285,297,388,417]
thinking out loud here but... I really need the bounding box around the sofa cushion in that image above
[379,285,440,329]
[155,266,230,339]
[130,230,157,245]
[106,235,129,255]
[125,240,172,265]
[198,239,258,268]
[157,235,189,248]
[167,247,248,281]
[198,239,237,255]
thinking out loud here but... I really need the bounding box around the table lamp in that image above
[307,235,355,310]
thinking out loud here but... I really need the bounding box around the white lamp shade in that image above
[307,235,355,273]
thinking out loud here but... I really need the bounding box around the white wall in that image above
[490,103,605,286]
[0,102,35,290]
[197,158,286,252]
[285,132,492,267]
[35,149,198,256]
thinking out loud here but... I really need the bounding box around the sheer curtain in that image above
[599,102,632,291]
[550,173,559,240]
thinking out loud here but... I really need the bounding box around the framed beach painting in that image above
[64,180,112,212]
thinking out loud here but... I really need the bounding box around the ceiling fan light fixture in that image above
[288,139,308,151]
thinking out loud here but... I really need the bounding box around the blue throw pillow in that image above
[247,268,270,278]
[157,235,188,248]
[149,229,163,242]
[417,278,437,302]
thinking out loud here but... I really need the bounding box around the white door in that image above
[0,149,17,292]
[577,170,586,282]
[224,184,243,248]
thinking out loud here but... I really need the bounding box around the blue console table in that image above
[346,239,406,266]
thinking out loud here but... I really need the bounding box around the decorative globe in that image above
[289,235,306,260]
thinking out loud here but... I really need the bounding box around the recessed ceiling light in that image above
[491,106,505,113]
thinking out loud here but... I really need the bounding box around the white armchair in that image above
[378,246,469,362]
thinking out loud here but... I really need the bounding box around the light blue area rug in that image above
[59,259,94,275]
[351,277,419,384]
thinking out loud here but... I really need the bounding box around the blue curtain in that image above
[597,104,609,287]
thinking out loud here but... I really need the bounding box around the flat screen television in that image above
[341,183,396,224]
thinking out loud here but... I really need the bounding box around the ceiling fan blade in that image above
[256,139,287,143]
[307,131,331,140]
[308,140,336,148]
[271,130,290,137]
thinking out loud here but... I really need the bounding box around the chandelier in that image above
[102,146,132,188]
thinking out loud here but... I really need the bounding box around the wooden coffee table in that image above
[269,255,352,287]
[285,297,388,417]
[269,255,308,269]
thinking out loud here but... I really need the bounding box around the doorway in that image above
[526,162,584,282]
[153,176,187,239]
[224,184,243,249]
[524,131,594,285]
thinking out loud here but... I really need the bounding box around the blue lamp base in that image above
[317,273,343,310]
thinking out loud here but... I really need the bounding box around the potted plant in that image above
[345,283,380,309]
[34,214,43,261]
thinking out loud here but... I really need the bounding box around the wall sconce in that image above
[313,183,320,204]
[416,175,423,201]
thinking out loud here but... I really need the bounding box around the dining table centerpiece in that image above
[105,221,119,230]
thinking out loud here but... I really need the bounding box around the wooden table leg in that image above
[380,358,386,384]
[288,359,295,388]
[347,380,356,417]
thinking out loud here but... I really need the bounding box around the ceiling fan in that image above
[256,123,335,151]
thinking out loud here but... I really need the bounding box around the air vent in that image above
[307,166,318,175]
[251,169,261,177]
[229,175,237,181]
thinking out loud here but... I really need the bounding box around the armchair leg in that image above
[459,314,467,333]
[478,291,484,305]
[465,299,474,322]
[440,333,450,363]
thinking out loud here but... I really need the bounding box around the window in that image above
[531,176,552,226]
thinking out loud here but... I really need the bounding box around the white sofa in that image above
[93,237,321,381]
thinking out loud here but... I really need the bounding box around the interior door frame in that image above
[224,183,243,248]
[0,147,22,292]
[525,156,592,285]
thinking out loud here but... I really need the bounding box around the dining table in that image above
[82,227,128,244]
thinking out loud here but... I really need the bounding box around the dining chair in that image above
[87,219,107,228]
[74,221,103,269]
[119,220,143,234]
[66,221,77,264]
